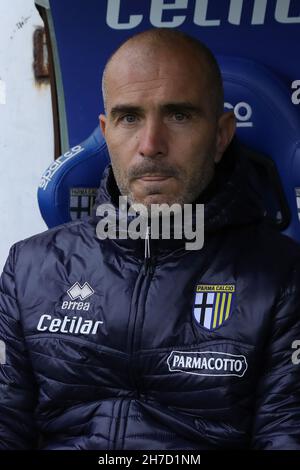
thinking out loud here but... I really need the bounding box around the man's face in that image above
[100,44,234,208]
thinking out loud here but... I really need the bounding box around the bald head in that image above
[99,28,235,209]
[102,28,224,118]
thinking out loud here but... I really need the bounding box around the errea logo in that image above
[36,282,103,335]
[62,282,94,311]
[67,282,94,300]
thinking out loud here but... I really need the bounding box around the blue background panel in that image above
[48,0,300,146]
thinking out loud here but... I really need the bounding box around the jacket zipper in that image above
[113,225,155,448]
[112,226,154,449]
[128,223,155,381]
[143,224,154,275]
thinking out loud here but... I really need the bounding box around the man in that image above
[0,28,300,450]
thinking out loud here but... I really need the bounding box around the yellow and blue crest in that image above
[193,284,235,330]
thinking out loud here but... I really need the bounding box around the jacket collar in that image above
[91,140,264,257]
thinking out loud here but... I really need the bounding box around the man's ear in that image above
[214,111,236,163]
[99,114,106,136]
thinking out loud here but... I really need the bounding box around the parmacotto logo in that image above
[167,351,248,377]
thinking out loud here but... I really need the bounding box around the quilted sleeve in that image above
[0,244,38,449]
[252,262,300,449]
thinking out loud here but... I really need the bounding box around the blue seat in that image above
[38,127,109,228]
[38,57,300,242]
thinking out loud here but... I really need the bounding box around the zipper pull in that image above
[143,225,151,275]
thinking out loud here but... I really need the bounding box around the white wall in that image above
[0,0,53,271]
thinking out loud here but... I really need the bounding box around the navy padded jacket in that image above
[1,148,300,450]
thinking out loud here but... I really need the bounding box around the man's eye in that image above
[171,112,190,122]
[120,114,137,124]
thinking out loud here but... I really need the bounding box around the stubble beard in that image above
[111,154,215,211]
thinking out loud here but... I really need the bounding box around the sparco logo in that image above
[167,351,248,377]
[106,0,300,30]
[39,146,84,190]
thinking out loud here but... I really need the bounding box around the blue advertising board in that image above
[42,0,300,147]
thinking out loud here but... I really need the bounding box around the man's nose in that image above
[138,119,168,158]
